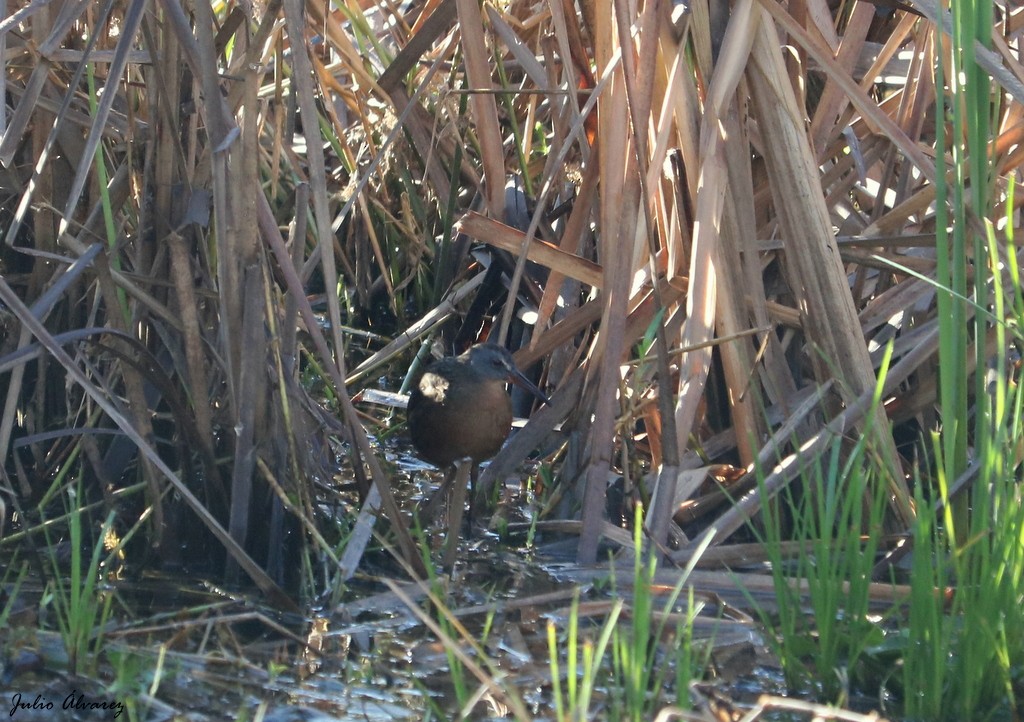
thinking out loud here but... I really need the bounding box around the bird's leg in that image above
[419,466,454,524]
[466,462,480,527]
[441,458,471,572]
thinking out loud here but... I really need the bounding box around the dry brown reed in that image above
[0,0,1020,598]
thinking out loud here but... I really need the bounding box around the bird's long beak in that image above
[508,368,550,406]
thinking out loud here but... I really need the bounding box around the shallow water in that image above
[0,446,805,721]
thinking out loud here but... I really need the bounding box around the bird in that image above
[407,343,548,565]
[408,343,548,471]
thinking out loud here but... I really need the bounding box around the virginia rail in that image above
[408,343,547,471]
[408,344,547,566]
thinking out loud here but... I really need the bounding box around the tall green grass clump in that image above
[902,223,1024,719]
[901,361,1024,718]
[546,505,708,721]
[902,0,1024,716]
[752,432,890,704]
[41,492,117,675]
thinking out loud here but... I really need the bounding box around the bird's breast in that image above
[408,377,513,467]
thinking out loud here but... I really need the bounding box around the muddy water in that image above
[1,448,781,721]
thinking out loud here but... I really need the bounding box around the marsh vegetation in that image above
[0,0,1021,719]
